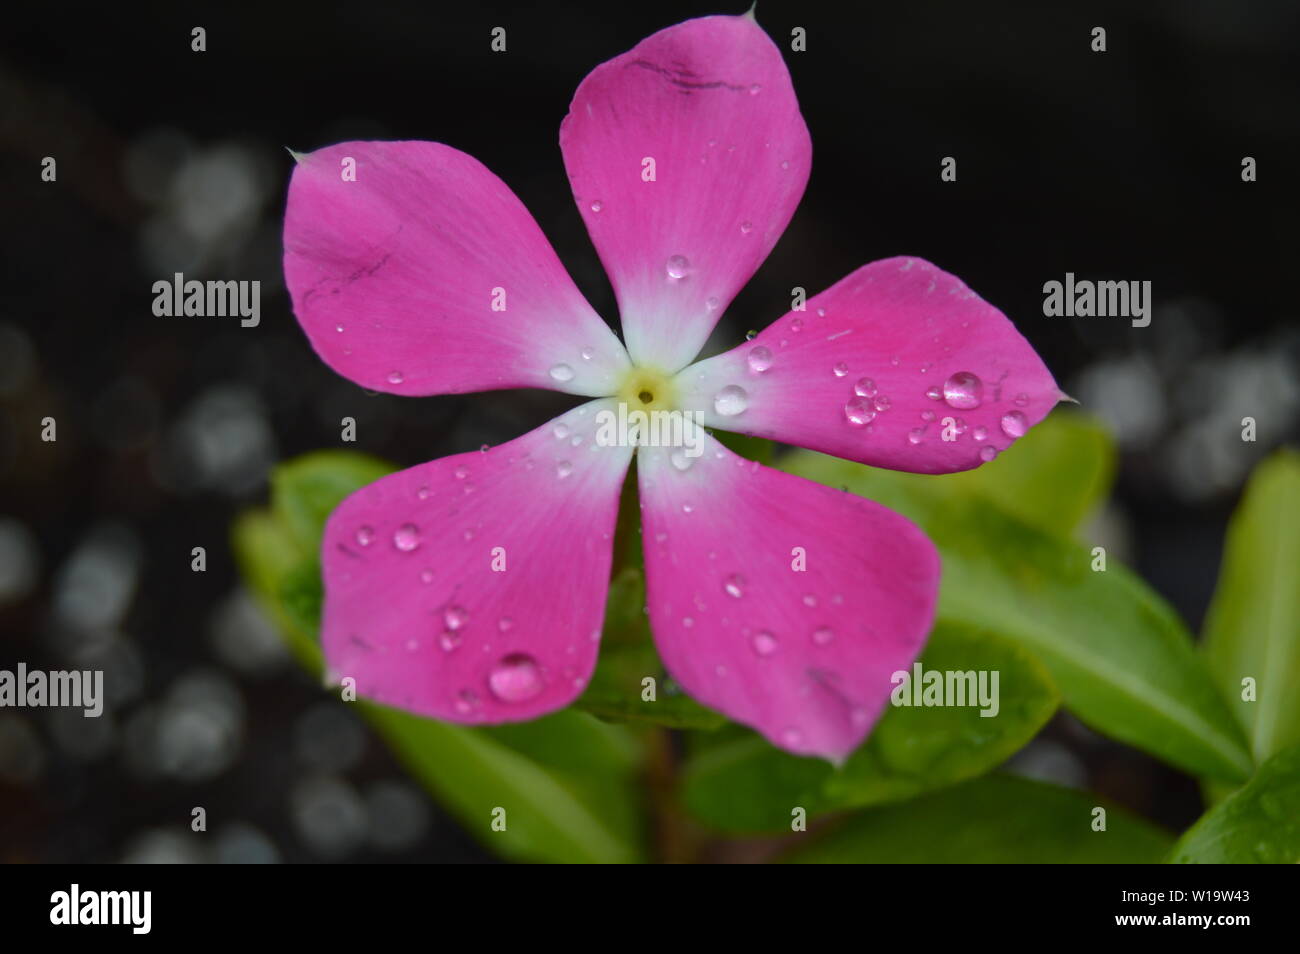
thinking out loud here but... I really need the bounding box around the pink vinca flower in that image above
[282,14,1058,761]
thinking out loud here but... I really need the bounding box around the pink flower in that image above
[282,14,1058,761]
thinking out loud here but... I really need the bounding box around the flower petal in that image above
[284,141,630,397]
[560,14,810,372]
[673,257,1061,474]
[320,399,632,723]
[637,432,940,761]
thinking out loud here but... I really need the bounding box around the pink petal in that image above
[560,14,810,372]
[320,399,632,723]
[284,141,630,397]
[673,257,1061,474]
[637,433,940,761]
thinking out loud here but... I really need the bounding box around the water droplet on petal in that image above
[335,324,344,333]
[556,460,574,479]
[1014,392,1030,407]
[387,370,404,385]
[1000,410,1028,438]
[713,384,749,416]
[873,395,891,412]
[920,410,936,422]
[439,630,462,652]
[479,443,490,453]
[781,728,804,748]
[705,296,720,311]
[589,200,602,212]
[670,448,694,472]
[393,523,421,552]
[802,593,818,607]
[723,574,746,598]
[833,361,849,377]
[553,422,571,439]
[443,605,469,630]
[497,616,513,633]
[854,377,876,398]
[908,427,926,445]
[740,220,753,234]
[549,363,575,383]
[812,626,835,645]
[942,371,983,409]
[488,653,543,703]
[746,345,773,373]
[356,525,375,547]
[749,83,762,95]
[973,425,988,441]
[979,445,998,462]
[843,398,876,427]
[454,689,478,714]
[790,317,803,332]
[666,255,691,280]
[682,503,694,514]
[454,466,468,479]
[752,631,778,656]
[420,569,434,584]
[580,347,594,361]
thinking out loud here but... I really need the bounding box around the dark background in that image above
[1,0,1296,862]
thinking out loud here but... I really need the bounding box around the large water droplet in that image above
[488,653,543,703]
[843,398,875,428]
[393,523,421,552]
[666,255,691,280]
[1000,410,1028,438]
[713,384,749,416]
[979,446,998,462]
[873,395,891,412]
[751,631,778,656]
[549,363,575,383]
[854,377,876,398]
[908,427,926,445]
[925,385,942,401]
[942,371,983,409]
[747,345,773,373]
[356,525,375,547]
[723,574,746,598]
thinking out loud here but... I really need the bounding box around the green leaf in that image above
[681,621,1059,832]
[575,567,726,729]
[231,451,649,864]
[783,774,1173,863]
[1203,450,1300,763]
[1171,743,1300,863]
[271,450,396,551]
[781,448,1253,782]
[908,409,1115,537]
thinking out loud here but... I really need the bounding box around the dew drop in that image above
[790,317,803,332]
[972,425,988,441]
[1000,410,1028,438]
[843,398,876,428]
[740,220,753,234]
[386,370,404,385]
[749,83,762,95]
[781,728,804,748]
[335,324,344,333]
[589,200,602,212]
[454,466,468,480]
[706,296,720,311]
[553,422,571,440]
[854,377,876,398]
[556,460,574,479]
[812,626,835,646]
[802,593,818,607]
[1014,392,1030,407]
[670,448,694,472]
[920,410,936,422]
[497,616,513,633]
[752,631,778,656]
[454,689,478,714]
[416,485,430,500]
[723,574,746,598]
[682,503,694,514]
[746,345,774,373]
[665,255,692,280]
[925,385,942,401]
[488,653,543,703]
[393,523,421,552]
[873,395,891,412]
[356,525,375,547]
[420,569,434,584]
[979,445,998,462]
[439,630,462,653]
[549,363,575,383]
[908,427,926,445]
[942,371,983,409]
[833,361,849,377]
[479,443,490,453]
[713,384,749,416]
[444,605,469,630]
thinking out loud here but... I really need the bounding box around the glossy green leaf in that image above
[781,449,1253,782]
[681,622,1059,832]
[575,567,726,729]
[1203,450,1300,762]
[1171,743,1300,863]
[271,450,395,551]
[906,409,1115,536]
[784,774,1173,863]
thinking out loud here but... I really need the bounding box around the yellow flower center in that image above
[616,365,679,415]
